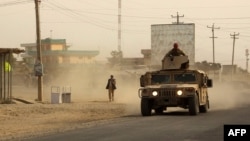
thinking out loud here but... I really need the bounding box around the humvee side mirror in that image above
[207,79,213,88]
[140,75,145,87]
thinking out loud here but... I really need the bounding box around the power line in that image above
[0,0,33,7]
[43,1,117,31]
[37,1,250,38]
[186,17,250,20]
[42,1,153,34]
[42,7,171,20]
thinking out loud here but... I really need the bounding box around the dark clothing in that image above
[106,78,116,90]
[106,78,116,102]
[166,48,186,57]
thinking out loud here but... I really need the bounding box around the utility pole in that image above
[207,23,220,64]
[118,0,121,52]
[117,0,123,65]
[246,49,249,72]
[34,0,43,101]
[230,32,239,80]
[171,12,184,24]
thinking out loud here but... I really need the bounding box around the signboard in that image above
[151,24,195,66]
[34,62,43,76]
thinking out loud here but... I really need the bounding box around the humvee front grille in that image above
[158,89,176,97]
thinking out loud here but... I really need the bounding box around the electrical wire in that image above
[37,0,250,37]
[43,1,117,31]
[0,0,33,7]
[42,1,153,34]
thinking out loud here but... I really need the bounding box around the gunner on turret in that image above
[162,42,189,70]
[166,43,186,57]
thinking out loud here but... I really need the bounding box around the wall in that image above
[151,24,195,66]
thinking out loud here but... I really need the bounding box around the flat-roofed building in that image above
[20,38,99,71]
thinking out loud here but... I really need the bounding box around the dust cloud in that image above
[44,64,142,115]
[209,80,250,110]
[40,65,250,115]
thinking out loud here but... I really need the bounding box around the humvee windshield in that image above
[151,74,170,84]
[174,73,196,82]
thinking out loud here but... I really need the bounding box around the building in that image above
[151,24,195,67]
[20,38,99,72]
[107,49,151,69]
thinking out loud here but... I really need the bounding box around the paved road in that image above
[24,103,250,141]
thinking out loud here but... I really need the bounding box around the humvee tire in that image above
[141,98,152,116]
[188,94,199,115]
[199,95,209,113]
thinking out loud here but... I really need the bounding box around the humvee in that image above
[138,55,213,116]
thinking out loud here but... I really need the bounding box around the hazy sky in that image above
[0,0,250,69]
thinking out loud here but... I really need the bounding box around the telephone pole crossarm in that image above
[171,12,184,24]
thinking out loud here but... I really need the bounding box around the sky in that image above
[0,0,250,69]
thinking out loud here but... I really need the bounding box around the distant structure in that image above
[107,49,151,69]
[21,38,99,70]
[151,23,195,67]
[20,38,99,86]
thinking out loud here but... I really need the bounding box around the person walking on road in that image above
[106,75,116,102]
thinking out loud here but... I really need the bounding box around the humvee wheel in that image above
[189,94,199,115]
[141,98,152,116]
[199,95,209,113]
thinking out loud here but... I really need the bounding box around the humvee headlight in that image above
[177,90,183,96]
[152,91,158,96]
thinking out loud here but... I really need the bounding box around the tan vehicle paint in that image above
[138,56,213,116]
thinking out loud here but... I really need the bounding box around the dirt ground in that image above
[0,101,127,141]
[0,68,141,141]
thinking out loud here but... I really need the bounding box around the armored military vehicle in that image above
[138,55,213,116]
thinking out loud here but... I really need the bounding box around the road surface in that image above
[24,103,250,141]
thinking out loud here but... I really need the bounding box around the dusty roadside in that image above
[0,102,127,141]
[1,71,140,141]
